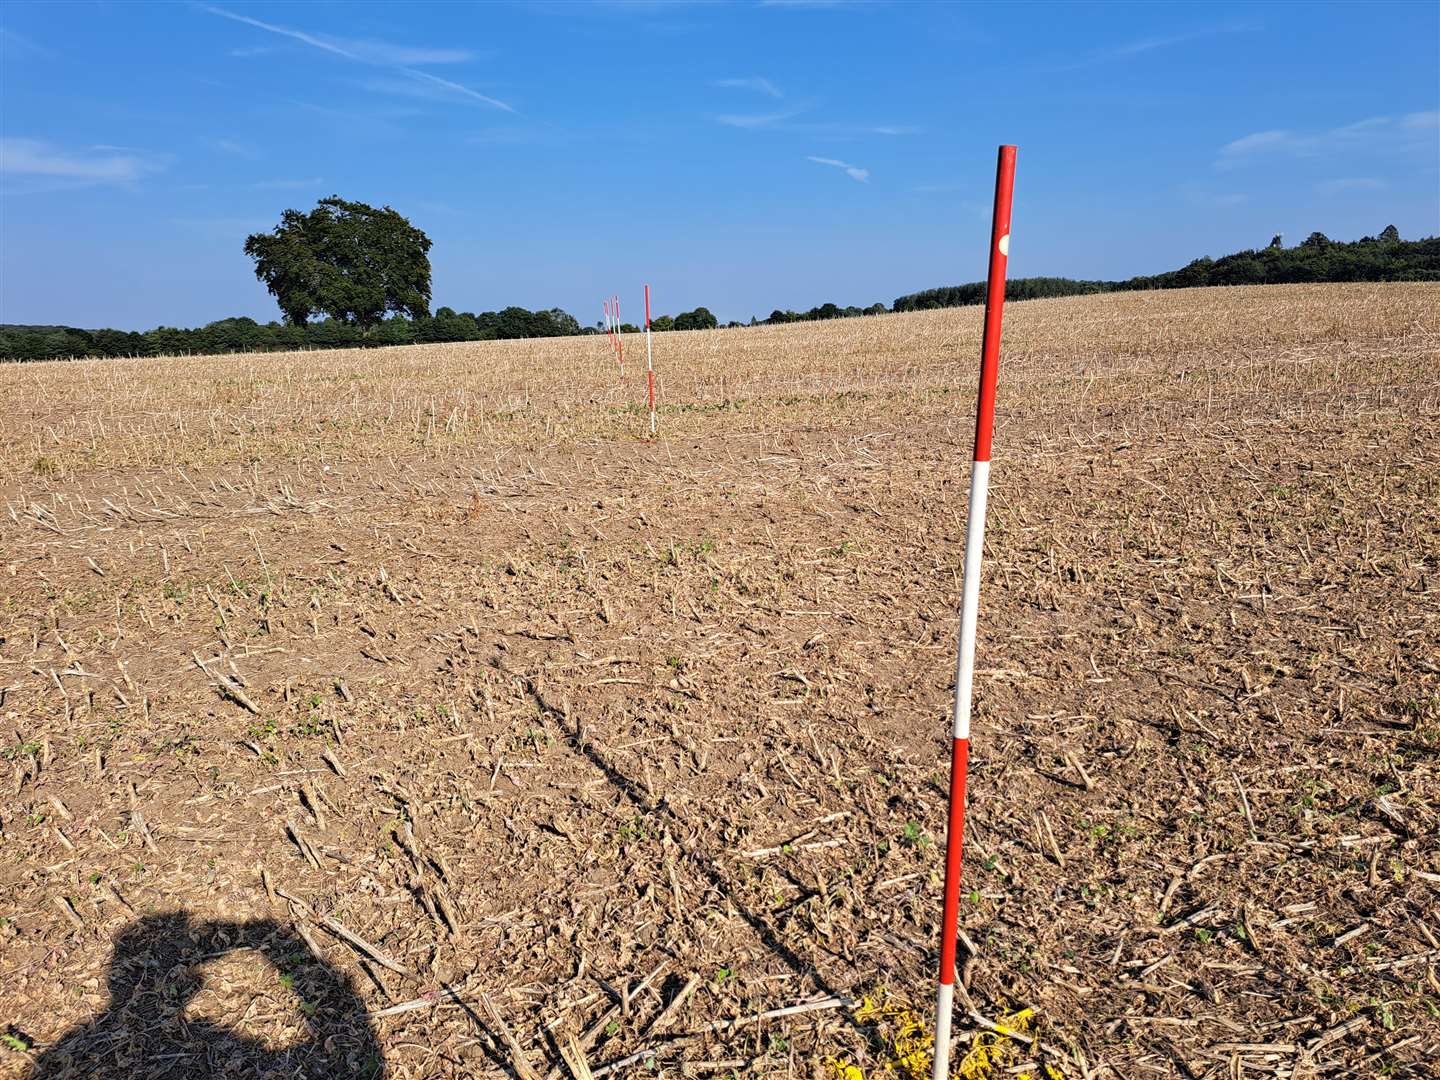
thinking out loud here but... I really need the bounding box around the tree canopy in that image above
[673,307,718,331]
[244,197,433,328]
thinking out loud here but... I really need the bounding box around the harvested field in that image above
[1,282,1438,1079]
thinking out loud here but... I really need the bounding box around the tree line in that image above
[892,226,1437,312]
[2,206,1435,363]
[0,305,735,363]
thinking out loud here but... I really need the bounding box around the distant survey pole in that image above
[615,295,625,376]
[644,284,656,436]
[932,144,1016,1080]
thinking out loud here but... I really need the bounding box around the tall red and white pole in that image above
[644,284,656,436]
[932,144,1016,1080]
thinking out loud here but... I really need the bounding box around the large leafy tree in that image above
[244,197,432,328]
[674,306,718,331]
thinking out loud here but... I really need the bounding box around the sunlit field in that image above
[2,283,1437,1079]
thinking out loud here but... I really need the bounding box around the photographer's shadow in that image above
[28,912,383,1079]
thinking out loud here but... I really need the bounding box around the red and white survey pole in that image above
[932,144,1016,1080]
[602,296,625,376]
[644,284,656,435]
[615,295,625,375]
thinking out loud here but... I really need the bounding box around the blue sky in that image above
[2,0,1437,330]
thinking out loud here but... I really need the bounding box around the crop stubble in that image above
[0,283,1437,1078]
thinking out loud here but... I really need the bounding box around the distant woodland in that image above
[4,225,1434,363]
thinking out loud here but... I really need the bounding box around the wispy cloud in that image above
[716,104,916,137]
[718,106,808,129]
[203,5,512,111]
[396,68,512,111]
[807,155,868,182]
[716,76,783,98]
[0,138,165,183]
[171,215,275,239]
[855,125,919,136]
[415,199,467,217]
[1217,112,1437,169]
[1100,28,1228,60]
[1219,129,1292,156]
[253,177,325,190]
[1176,182,1248,209]
[0,27,51,57]
[209,137,260,159]
[205,6,355,58]
[1316,177,1387,195]
[1048,23,1251,71]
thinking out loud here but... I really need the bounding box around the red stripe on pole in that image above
[936,736,969,986]
[644,284,652,328]
[972,145,1016,464]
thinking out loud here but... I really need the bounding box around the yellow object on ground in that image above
[828,994,1062,1080]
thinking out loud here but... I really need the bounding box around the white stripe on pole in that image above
[933,983,954,1077]
[645,283,656,436]
[951,459,989,740]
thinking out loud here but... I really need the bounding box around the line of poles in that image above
[602,287,657,437]
[602,295,624,377]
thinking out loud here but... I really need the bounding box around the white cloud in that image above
[203,5,511,111]
[1216,112,1437,169]
[1219,129,1293,156]
[1103,25,1247,61]
[1042,23,1252,72]
[340,41,472,66]
[1315,177,1387,195]
[396,68,513,112]
[717,107,808,129]
[1105,33,1194,58]
[0,27,50,57]
[0,138,164,182]
[716,76,783,98]
[715,107,915,137]
[210,137,260,158]
[171,216,275,238]
[204,6,357,59]
[253,177,325,190]
[807,155,868,182]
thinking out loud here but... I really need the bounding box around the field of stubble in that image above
[1,283,1438,1080]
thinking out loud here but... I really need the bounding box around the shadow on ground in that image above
[26,912,382,1079]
